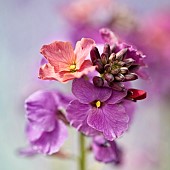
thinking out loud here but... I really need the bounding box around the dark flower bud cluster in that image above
[90,44,139,91]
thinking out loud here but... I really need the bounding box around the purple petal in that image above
[26,123,44,142]
[53,91,75,109]
[25,90,58,112]
[31,121,68,155]
[87,104,129,141]
[92,136,122,164]
[18,147,38,157]
[106,90,127,104]
[25,90,63,132]
[66,100,99,136]
[136,67,149,80]
[114,43,146,66]
[27,109,55,132]
[122,99,136,123]
[72,78,112,104]
[99,28,118,46]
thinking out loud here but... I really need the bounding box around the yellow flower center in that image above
[69,64,76,72]
[95,100,101,108]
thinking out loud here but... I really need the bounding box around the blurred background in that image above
[1,0,170,170]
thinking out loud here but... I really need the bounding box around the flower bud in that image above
[104,64,111,72]
[124,58,135,67]
[126,89,147,101]
[116,48,127,61]
[101,53,108,65]
[124,73,138,81]
[93,76,104,87]
[90,47,101,64]
[109,53,116,61]
[104,73,114,82]
[120,67,129,74]
[118,61,125,66]
[111,68,120,75]
[108,82,125,91]
[115,74,125,81]
[103,44,111,56]
[94,59,104,73]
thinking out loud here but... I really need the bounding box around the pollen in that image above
[69,64,76,72]
[95,100,101,108]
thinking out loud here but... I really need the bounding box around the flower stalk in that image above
[79,133,86,170]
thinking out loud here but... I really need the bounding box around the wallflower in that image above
[39,38,96,82]
[92,136,122,164]
[99,28,148,80]
[24,90,71,155]
[67,77,133,141]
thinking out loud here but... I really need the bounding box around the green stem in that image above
[79,133,86,170]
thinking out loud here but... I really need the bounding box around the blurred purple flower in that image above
[92,136,122,164]
[67,77,133,141]
[61,0,137,44]
[24,90,71,155]
[130,9,170,99]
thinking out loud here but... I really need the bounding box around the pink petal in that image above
[40,41,76,72]
[39,63,62,81]
[74,38,95,69]
[58,60,96,82]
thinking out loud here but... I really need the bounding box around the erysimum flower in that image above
[92,136,122,164]
[39,38,96,82]
[67,77,133,141]
[24,90,71,155]
[99,28,148,80]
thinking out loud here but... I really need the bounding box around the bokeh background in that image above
[1,0,170,170]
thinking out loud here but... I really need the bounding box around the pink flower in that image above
[39,38,96,82]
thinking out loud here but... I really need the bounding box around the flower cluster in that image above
[22,29,147,165]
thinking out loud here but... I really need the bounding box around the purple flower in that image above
[130,10,170,99]
[24,90,71,155]
[100,28,148,80]
[92,136,122,164]
[67,77,132,141]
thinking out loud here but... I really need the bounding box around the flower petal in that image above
[87,104,129,141]
[92,136,122,164]
[99,28,118,46]
[18,147,38,157]
[58,60,96,82]
[40,41,75,72]
[26,123,44,142]
[74,38,95,68]
[106,90,127,104]
[25,90,58,113]
[121,99,136,123]
[72,77,112,104]
[27,109,56,132]
[39,63,62,81]
[66,100,99,136]
[31,121,68,155]
[25,90,58,131]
